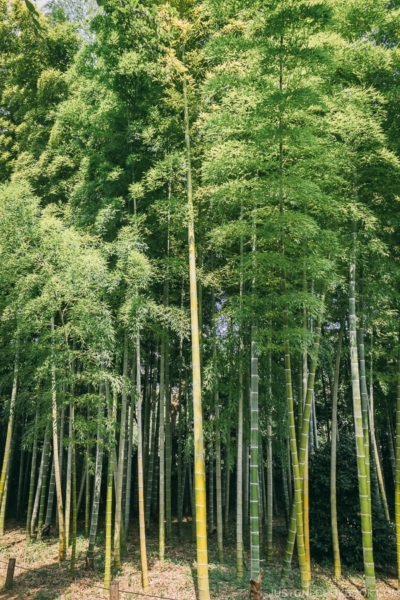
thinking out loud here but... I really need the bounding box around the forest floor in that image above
[0,519,397,600]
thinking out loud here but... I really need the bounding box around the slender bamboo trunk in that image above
[177,358,183,539]
[0,353,18,509]
[115,331,129,570]
[86,387,105,568]
[146,398,158,527]
[282,459,290,528]
[27,412,39,541]
[165,335,172,543]
[368,341,390,523]
[37,428,51,539]
[16,432,25,519]
[85,414,90,538]
[0,425,16,535]
[51,317,66,561]
[386,400,396,484]
[104,386,116,591]
[349,222,376,600]
[70,404,77,579]
[358,326,372,519]
[224,431,231,531]
[236,347,244,579]
[266,351,273,562]
[395,347,400,588]
[77,462,86,514]
[124,394,134,536]
[237,203,244,578]
[243,442,250,536]
[65,403,72,550]
[250,325,261,597]
[183,65,209,600]
[281,338,308,594]
[44,463,56,528]
[208,441,214,532]
[159,336,166,561]
[137,332,149,590]
[331,322,343,579]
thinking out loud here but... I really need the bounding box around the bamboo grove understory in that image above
[1,1,400,599]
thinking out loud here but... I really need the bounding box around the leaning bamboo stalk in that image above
[51,317,66,561]
[0,352,19,509]
[0,426,16,535]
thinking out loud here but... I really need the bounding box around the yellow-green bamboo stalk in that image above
[65,411,72,551]
[358,326,372,521]
[37,427,51,540]
[349,224,376,600]
[86,390,105,568]
[250,325,261,593]
[331,322,343,579]
[281,338,308,595]
[115,331,129,570]
[368,336,390,523]
[104,383,116,591]
[183,62,210,600]
[236,349,244,579]
[26,411,38,541]
[395,347,400,588]
[159,336,166,561]
[0,352,18,509]
[69,403,77,579]
[51,317,66,562]
[0,427,16,535]
[211,287,223,561]
[266,350,273,562]
[137,332,149,590]
[165,335,172,543]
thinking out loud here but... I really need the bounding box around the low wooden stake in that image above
[110,579,119,600]
[5,558,16,590]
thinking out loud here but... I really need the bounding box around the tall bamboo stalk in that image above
[183,58,209,600]
[137,332,149,590]
[51,317,66,561]
[349,222,376,600]
[395,346,400,588]
[165,335,172,543]
[70,403,77,579]
[86,387,105,568]
[250,325,261,597]
[104,384,116,591]
[331,322,344,579]
[0,351,18,509]
[115,331,129,570]
[159,336,166,561]
[26,411,38,541]
[266,350,273,562]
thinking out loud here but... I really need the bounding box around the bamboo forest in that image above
[1,1,400,599]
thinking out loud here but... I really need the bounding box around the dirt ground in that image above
[0,519,397,600]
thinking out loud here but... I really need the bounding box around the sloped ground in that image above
[0,519,397,600]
